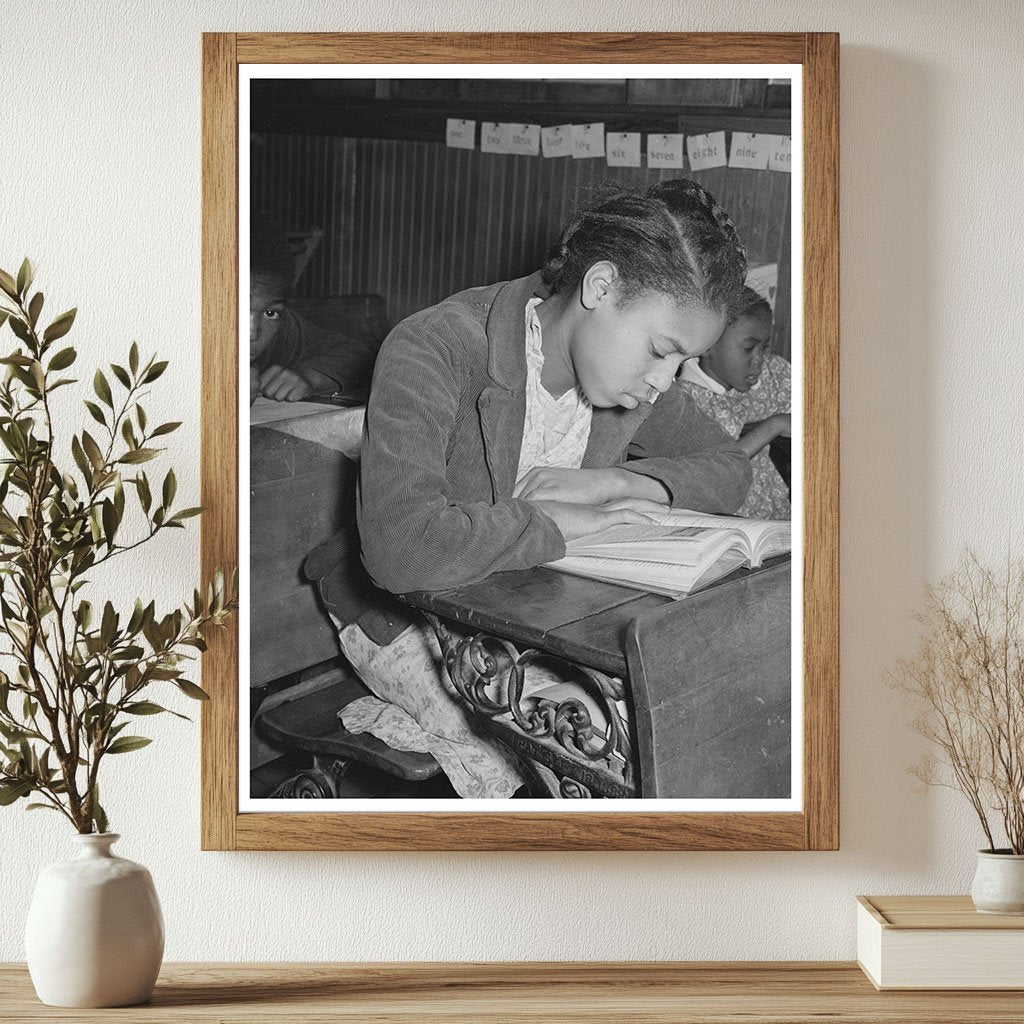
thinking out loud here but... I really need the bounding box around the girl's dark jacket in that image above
[357,272,752,596]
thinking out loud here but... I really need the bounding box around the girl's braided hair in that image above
[541,178,748,319]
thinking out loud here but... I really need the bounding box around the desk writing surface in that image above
[544,594,664,675]
[250,397,364,458]
[406,567,656,658]
[406,557,790,677]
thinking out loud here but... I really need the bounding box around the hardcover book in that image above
[857,895,1024,990]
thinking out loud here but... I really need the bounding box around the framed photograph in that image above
[201,32,838,850]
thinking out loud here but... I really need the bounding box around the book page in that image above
[646,509,783,547]
[567,525,710,562]
[568,528,745,566]
[568,510,790,567]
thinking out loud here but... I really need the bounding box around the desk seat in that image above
[256,675,440,794]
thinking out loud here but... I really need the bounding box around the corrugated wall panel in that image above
[251,134,791,356]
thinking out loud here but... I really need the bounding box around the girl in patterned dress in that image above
[677,287,791,520]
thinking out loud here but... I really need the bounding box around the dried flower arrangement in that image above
[895,552,1023,854]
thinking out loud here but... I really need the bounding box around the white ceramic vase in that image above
[24,833,164,1007]
[970,849,1024,915]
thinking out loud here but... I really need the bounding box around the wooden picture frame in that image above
[202,32,838,851]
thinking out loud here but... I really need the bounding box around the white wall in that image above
[2,0,1022,962]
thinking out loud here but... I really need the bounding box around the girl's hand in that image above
[599,497,671,516]
[773,413,792,438]
[513,466,669,505]
[250,363,261,405]
[529,499,660,543]
[514,467,620,503]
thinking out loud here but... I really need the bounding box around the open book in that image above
[545,509,791,599]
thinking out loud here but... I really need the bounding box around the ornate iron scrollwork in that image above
[267,757,349,799]
[423,612,634,793]
[559,777,593,799]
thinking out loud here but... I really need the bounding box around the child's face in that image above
[698,312,773,393]
[571,283,725,410]
[250,273,288,362]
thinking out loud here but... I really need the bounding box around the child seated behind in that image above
[249,213,380,405]
[677,287,791,520]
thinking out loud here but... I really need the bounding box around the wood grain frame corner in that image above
[200,31,839,852]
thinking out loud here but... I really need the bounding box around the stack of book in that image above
[857,895,1024,989]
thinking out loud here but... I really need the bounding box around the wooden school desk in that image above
[249,400,363,687]
[405,557,791,799]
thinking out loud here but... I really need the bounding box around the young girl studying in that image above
[677,286,792,521]
[357,178,753,596]
[332,179,757,800]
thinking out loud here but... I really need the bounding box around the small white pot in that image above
[24,833,164,1007]
[971,849,1024,915]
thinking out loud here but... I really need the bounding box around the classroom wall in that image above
[2,0,1023,962]
[252,121,792,350]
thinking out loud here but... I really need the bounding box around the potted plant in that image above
[0,260,236,1005]
[895,552,1024,913]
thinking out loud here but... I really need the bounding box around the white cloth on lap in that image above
[338,621,525,799]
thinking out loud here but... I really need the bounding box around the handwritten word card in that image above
[445,119,475,150]
[481,122,510,154]
[647,134,685,170]
[606,132,641,167]
[686,131,726,171]
[541,124,573,158]
[768,135,792,172]
[728,132,770,170]
[572,123,605,159]
[507,124,541,156]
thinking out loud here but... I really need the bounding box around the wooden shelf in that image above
[3,962,1023,1022]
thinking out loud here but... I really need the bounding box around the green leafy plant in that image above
[0,259,236,833]
[895,552,1024,853]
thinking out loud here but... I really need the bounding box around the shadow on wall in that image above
[838,47,941,870]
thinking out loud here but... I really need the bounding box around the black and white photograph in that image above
[242,68,800,809]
